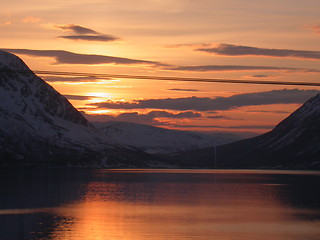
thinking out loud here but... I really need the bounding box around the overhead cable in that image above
[2,69,320,87]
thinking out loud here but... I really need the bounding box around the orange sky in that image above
[1,0,320,136]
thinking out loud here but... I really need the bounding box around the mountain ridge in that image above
[168,93,320,169]
[1,50,319,169]
[0,50,163,167]
[94,121,240,154]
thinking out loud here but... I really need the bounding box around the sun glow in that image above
[87,92,112,98]
[85,92,113,104]
[86,109,113,114]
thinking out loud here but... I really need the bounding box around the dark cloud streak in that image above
[197,43,320,60]
[167,88,200,92]
[55,24,119,42]
[2,48,164,66]
[64,95,94,101]
[207,115,230,119]
[174,124,274,130]
[43,75,112,82]
[90,89,319,111]
[246,110,290,114]
[251,75,270,78]
[3,48,320,73]
[56,24,98,35]
[59,35,118,42]
[167,65,317,72]
[83,110,202,125]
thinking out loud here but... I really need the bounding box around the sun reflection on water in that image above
[44,171,320,240]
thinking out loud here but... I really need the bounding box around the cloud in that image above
[3,48,319,73]
[196,43,320,60]
[55,24,98,35]
[167,88,200,92]
[43,76,112,82]
[226,125,274,130]
[64,95,97,101]
[246,110,291,114]
[89,89,319,111]
[207,115,230,119]
[166,65,318,72]
[55,24,119,42]
[166,43,212,48]
[2,48,164,66]
[148,110,202,118]
[241,74,280,80]
[59,35,118,42]
[174,124,274,130]
[251,75,270,78]
[83,110,202,125]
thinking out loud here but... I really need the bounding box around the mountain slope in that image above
[94,121,240,154]
[0,50,161,167]
[170,93,320,169]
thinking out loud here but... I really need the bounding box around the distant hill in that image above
[169,93,320,169]
[94,121,240,154]
[0,50,162,167]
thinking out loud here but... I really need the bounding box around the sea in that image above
[0,168,320,240]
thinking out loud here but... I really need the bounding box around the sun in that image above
[85,92,113,104]
[85,109,113,114]
[87,92,112,98]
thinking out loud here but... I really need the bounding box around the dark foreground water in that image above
[0,169,320,240]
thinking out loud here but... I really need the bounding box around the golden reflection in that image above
[49,171,320,240]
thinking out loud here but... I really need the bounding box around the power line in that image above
[33,70,320,87]
[2,69,320,86]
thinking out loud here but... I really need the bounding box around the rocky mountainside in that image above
[170,93,320,169]
[0,50,162,167]
[94,121,240,154]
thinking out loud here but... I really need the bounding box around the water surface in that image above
[0,169,320,240]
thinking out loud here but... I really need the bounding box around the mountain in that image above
[0,50,162,167]
[94,121,240,154]
[170,93,320,169]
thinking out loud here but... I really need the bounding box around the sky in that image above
[1,0,320,136]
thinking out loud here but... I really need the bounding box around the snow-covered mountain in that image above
[171,93,320,169]
[94,121,240,154]
[0,50,161,167]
